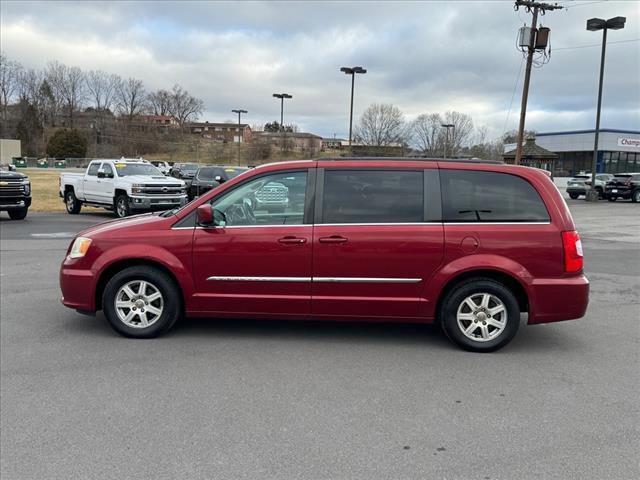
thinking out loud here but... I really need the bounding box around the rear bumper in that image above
[60,266,97,312]
[566,187,587,195]
[605,188,632,199]
[528,274,589,324]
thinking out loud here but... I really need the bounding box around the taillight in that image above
[562,230,584,273]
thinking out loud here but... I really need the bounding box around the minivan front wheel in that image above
[440,279,520,352]
[102,266,182,338]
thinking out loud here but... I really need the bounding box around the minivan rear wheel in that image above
[439,278,520,352]
[102,266,182,338]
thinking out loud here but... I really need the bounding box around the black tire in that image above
[8,207,28,220]
[65,189,82,214]
[632,190,640,203]
[102,266,182,338]
[114,193,130,218]
[439,278,520,352]
[607,196,617,202]
[568,193,579,200]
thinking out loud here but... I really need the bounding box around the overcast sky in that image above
[1,0,638,141]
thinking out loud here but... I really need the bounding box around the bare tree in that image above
[116,77,146,121]
[0,53,23,119]
[411,113,443,155]
[85,70,120,112]
[354,103,407,146]
[147,88,173,116]
[58,66,86,127]
[43,61,67,125]
[442,111,474,153]
[168,84,204,126]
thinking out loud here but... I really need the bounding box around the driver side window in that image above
[211,171,307,226]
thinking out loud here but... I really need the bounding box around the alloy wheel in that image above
[456,293,508,342]
[114,280,164,328]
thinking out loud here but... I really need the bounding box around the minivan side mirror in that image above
[197,204,214,226]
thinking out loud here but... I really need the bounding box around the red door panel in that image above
[191,226,312,315]
[312,224,444,318]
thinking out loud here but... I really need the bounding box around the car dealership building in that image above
[532,129,640,176]
[505,129,640,176]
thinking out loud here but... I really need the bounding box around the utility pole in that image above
[513,0,562,165]
[340,66,367,150]
[232,109,247,165]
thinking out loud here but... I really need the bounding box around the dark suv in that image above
[0,167,31,220]
[170,163,199,190]
[189,166,248,200]
[605,173,640,202]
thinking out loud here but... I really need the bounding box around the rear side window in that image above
[440,170,549,222]
[87,163,101,176]
[322,170,423,224]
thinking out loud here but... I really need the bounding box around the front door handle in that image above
[318,235,348,244]
[278,236,307,245]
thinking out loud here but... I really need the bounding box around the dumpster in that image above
[37,158,49,168]
[12,158,27,168]
[54,159,67,168]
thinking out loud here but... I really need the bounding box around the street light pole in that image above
[441,123,454,159]
[585,16,626,202]
[272,93,292,132]
[340,66,367,148]
[231,109,247,165]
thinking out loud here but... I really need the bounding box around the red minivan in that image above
[60,159,589,352]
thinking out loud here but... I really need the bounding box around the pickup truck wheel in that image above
[568,193,579,199]
[632,190,640,203]
[8,207,28,220]
[102,266,181,338]
[439,278,520,353]
[65,190,82,214]
[115,194,130,218]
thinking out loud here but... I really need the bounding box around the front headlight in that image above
[131,183,144,194]
[69,237,92,259]
[22,180,31,195]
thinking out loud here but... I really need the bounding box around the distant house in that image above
[187,121,252,143]
[139,115,179,127]
[322,138,349,150]
[255,131,323,151]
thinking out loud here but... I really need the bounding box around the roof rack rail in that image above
[321,156,504,165]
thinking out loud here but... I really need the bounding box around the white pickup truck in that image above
[60,158,188,218]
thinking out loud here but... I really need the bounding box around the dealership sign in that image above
[618,137,640,148]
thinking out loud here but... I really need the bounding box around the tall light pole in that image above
[441,123,455,159]
[272,93,292,132]
[340,66,367,148]
[585,16,626,202]
[231,109,247,165]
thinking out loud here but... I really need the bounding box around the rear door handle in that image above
[278,236,307,245]
[318,235,348,244]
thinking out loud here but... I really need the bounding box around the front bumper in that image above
[0,196,31,211]
[528,274,589,324]
[129,194,188,210]
[60,266,97,312]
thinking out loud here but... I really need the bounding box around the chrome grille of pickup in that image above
[255,185,287,203]
[141,184,183,195]
[0,181,24,197]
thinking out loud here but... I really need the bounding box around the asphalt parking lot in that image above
[1,200,638,480]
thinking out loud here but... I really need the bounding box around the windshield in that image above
[225,167,248,179]
[179,164,198,172]
[113,163,163,177]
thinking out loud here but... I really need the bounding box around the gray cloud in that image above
[1,0,638,140]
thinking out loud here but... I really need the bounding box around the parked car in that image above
[566,173,613,199]
[59,158,589,352]
[59,158,188,218]
[170,163,199,190]
[0,166,31,220]
[149,161,171,175]
[189,166,249,200]
[605,173,640,202]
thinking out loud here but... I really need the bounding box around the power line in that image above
[553,38,639,50]
[560,1,608,9]
[503,56,526,135]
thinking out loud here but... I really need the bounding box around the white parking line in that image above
[30,232,75,239]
